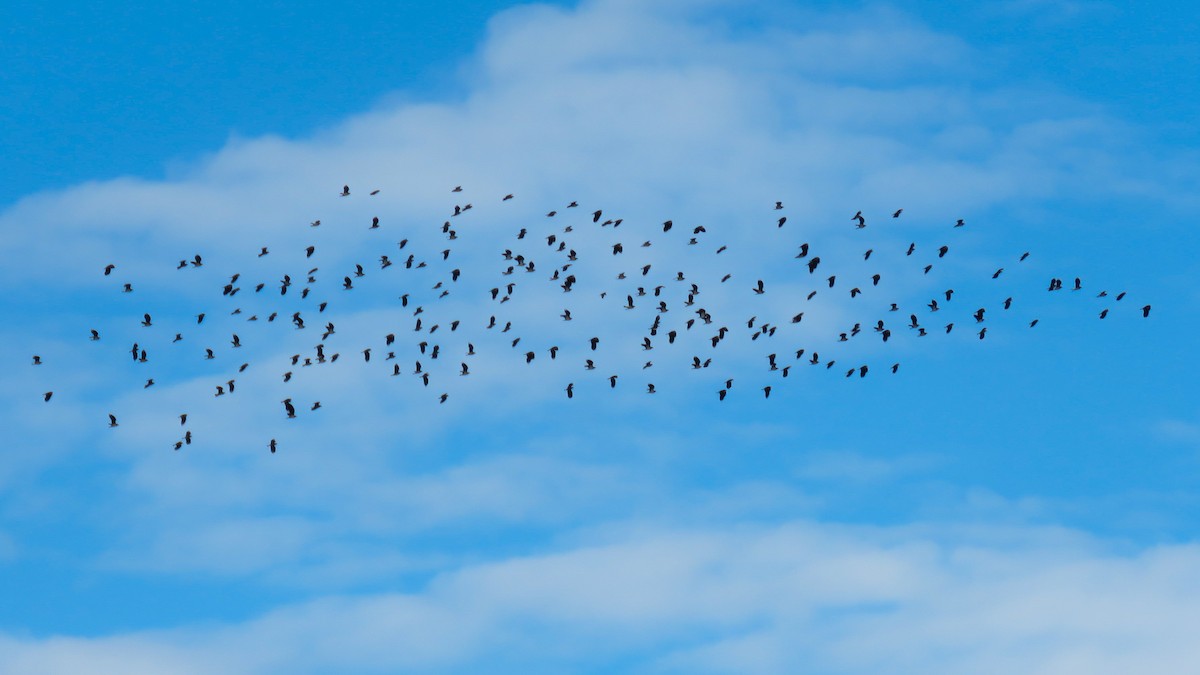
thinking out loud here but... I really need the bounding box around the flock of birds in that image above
[30,185,1151,453]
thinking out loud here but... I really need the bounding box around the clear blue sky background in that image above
[1,1,1198,673]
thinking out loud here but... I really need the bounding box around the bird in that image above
[43,392,52,402]
[269,439,277,453]
[51,186,1151,443]
[108,414,118,428]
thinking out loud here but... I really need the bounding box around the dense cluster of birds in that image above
[30,185,1151,453]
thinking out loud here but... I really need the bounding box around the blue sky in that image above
[1,1,1199,673]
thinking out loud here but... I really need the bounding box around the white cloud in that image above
[5,520,1200,674]
[0,1,1191,672]
[0,0,1181,581]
